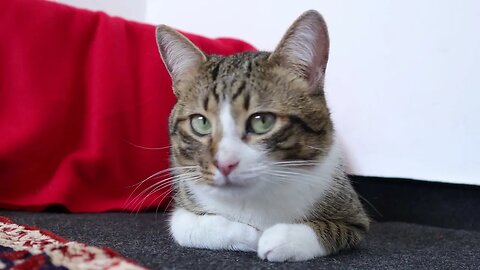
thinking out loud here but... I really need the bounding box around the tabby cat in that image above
[155,10,369,262]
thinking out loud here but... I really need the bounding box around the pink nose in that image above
[214,160,239,176]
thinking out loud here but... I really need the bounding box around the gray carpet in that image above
[1,211,479,270]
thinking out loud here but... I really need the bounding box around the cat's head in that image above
[156,10,335,197]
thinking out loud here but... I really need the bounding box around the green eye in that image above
[248,113,276,134]
[190,114,212,136]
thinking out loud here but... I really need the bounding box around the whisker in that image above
[123,139,172,151]
[125,175,178,210]
[154,178,202,217]
[274,163,319,168]
[124,172,200,210]
[164,188,182,212]
[155,189,174,217]
[357,193,383,217]
[263,170,334,189]
[123,165,199,209]
[129,175,198,210]
[260,175,292,185]
[305,145,323,151]
[270,160,320,165]
[127,165,199,188]
[132,175,201,214]
[132,174,202,213]
[267,169,317,179]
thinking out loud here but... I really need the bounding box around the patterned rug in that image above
[0,216,146,270]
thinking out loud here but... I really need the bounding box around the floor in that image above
[2,211,479,270]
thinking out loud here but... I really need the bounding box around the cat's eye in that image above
[248,113,276,135]
[190,114,212,136]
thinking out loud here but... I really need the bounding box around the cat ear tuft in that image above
[269,10,330,92]
[156,25,206,83]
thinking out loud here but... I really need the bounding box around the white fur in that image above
[212,103,262,187]
[258,223,327,261]
[170,208,260,251]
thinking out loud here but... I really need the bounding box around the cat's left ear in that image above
[269,10,329,93]
[156,25,207,85]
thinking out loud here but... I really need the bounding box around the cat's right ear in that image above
[156,25,206,86]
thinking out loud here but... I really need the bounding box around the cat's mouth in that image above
[210,175,253,189]
[212,179,247,188]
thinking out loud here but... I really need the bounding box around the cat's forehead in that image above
[199,52,271,98]
[206,52,269,78]
[176,52,269,108]
[175,51,312,115]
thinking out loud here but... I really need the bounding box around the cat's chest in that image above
[219,200,310,230]
[191,182,325,230]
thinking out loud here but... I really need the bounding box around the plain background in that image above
[54,0,480,186]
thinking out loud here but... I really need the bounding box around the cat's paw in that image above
[170,208,260,252]
[226,219,260,251]
[257,223,327,262]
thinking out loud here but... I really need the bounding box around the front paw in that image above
[257,223,327,262]
[170,208,260,252]
[227,220,260,252]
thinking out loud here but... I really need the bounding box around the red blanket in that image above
[0,0,255,212]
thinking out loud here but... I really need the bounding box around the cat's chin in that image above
[212,181,248,189]
[207,185,255,199]
[212,172,257,188]
[212,180,253,191]
[200,178,261,199]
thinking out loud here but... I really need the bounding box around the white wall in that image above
[53,0,147,22]
[55,0,480,185]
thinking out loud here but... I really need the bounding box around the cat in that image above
[155,10,369,262]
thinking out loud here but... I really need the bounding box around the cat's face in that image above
[157,11,333,196]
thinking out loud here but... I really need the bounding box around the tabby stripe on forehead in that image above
[243,92,250,110]
[212,80,225,102]
[211,63,220,82]
[209,58,226,102]
[203,95,209,111]
[245,60,252,75]
[231,80,246,101]
[210,85,219,103]
[210,57,225,82]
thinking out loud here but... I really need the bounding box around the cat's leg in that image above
[257,220,367,262]
[170,208,260,252]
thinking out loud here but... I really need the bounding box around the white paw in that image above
[170,208,260,252]
[257,223,327,262]
[227,219,260,251]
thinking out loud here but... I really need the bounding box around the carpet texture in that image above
[0,216,146,269]
[1,212,478,270]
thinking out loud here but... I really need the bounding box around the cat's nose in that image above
[214,159,239,176]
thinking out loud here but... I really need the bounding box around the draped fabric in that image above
[0,0,255,212]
